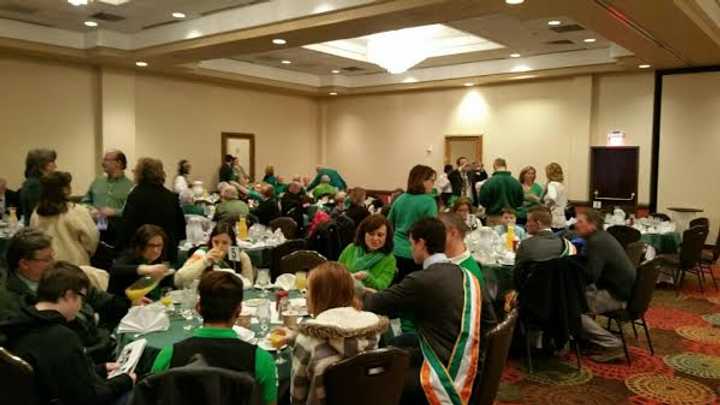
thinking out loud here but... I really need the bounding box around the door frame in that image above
[444,135,483,165]
[589,146,640,207]
[221,132,256,180]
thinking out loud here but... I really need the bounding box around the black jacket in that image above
[252,198,279,226]
[119,184,186,264]
[110,252,168,296]
[364,262,466,365]
[0,306,132,405]
[448,169,464,197]
[514,256,589,349]
[3,188,20,215]
[280,192,305,231]
[345,203,370,228]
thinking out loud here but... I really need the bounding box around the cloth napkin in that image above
[118,303,170,334]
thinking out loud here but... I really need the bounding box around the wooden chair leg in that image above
[640,316,654,356]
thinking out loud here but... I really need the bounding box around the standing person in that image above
[469,161,488,206]
[0,177,20,217]
[20,148,57,225]
[575,209,636,362]
[218,155,238,183]
[478,158,524,226]
[262,165,278,188]
[82,150,133,244]
[150,271,278,405]
[307,166,347,191]
[435,164,454,208]
[174,159,191,194]
[448,157,470,199]
[363,218,482,405]
[388,165,438,282]
[339,214,397,290]
[119,158,186,265]
[517,166,544,225]
[544,162,568,232]
[31,172,99,266]
[0,262,135,405]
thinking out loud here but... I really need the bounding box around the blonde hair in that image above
[546,162,564,183]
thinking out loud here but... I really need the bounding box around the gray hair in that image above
[6,227,52,272]
[320,174,331,183]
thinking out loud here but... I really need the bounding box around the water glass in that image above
[256,299,271,338]
[256,269,271,296]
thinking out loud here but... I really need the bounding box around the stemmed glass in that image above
[256,269,272,298]
[256,300,271,339]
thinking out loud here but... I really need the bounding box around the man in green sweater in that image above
[478,158,524,226]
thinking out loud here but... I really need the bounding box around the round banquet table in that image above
[116,288,304,397]
[641,232,681,254]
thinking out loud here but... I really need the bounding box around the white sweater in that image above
[544,181,568,229]
[31,203,99,266]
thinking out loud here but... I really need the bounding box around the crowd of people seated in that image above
[0,146,643,404]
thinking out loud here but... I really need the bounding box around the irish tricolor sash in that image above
[419,269,482,405]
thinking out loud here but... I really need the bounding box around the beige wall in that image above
[659,71,720,242]
[133,74,320,189]
[0,57,98,192]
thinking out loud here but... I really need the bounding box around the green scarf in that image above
[344,244,386,272]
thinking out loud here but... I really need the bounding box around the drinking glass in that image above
[181,288,197,330]
[295,271,307,290]
[256,269,271,297]
[256,299,271,338]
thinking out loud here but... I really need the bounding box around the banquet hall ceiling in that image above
[0,0,718,96]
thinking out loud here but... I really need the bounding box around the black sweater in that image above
[0,306,132,405]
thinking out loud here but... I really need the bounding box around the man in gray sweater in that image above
[576,209,637,362]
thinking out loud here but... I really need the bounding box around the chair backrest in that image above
[624,241,645,268]
[626,259,662,318]
[279,250,327,277]
[679,226,708,268]
[0,347,37,404]
[307,220,344,260]
[334,214,356,248]
[713,225,720,262]
[476,309,519,405]
[689,217,710,230]
[269,216,298,239]
[607,225,642,249]
[650,213,671,222]
[270,239,306,281]
[324,348,410,405]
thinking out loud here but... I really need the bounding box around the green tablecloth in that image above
[641,232,681,254]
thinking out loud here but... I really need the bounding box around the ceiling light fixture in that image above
[511,64,532,72]
[510,53,521,58]
[272,38,287,45]
[505,0,525,4]
[638,64,651,69]
[584,38,597,43]
[68,0,91,6]
[281,60,292,65]
[84,21,98,27]
[548,20,562,26]
[464,83,475,87]
[171,12,186,19]
[329,92,338,96]
[366,25,443,74]
[135,61,148,67]
[331,69,341,74]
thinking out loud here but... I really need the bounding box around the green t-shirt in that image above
[388,193,438,258]
[150,327,278,404]
[82,174,134,214]
[518,182,544,219]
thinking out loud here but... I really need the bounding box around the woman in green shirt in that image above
[339,214,397,290]
[518,166,543,224]
[388,164,438,282]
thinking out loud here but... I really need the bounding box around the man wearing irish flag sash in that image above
[364,217,482,405]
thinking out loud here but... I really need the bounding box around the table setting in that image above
[604,208,682,254]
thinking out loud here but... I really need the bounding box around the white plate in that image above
[232,325,257,343]
[257,338,287,352]
[244,298,265,307]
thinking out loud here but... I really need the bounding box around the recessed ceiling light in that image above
[84,20,98,27]
[135,61,148,67]
[281,60,292,65]
[505,0,525,4]
[638,64,651,69]
[272,38,287,45]
[464,82,475,87]
[68,0,89,6]
[331,69,341,74]
[510,53,521,58]
[548,20,562,26]
[584,38,597,43]
[171,12,186,19]
[329,92,338,96]
[511,64,532,72]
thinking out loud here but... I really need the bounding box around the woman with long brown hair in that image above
[388,164,438,282]
[291,262,389,405]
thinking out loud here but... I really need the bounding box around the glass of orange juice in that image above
[295,271,307,290]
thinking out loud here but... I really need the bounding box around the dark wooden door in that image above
[590,147,639,212]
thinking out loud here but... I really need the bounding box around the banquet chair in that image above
[279,250,327,278]
[0,347,37,404]
[599,259,662,365]
[270,239,306,281]
[689,217,710,230]
[324,348,409,405]
[700,225,720,290]
[476,309,518,405]
[650,213,671,222]
[269,216,298,239]
[658,226,708,293]
[607,225,642,250]
[625,241,645,268]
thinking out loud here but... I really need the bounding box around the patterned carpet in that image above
[496,265,720,405]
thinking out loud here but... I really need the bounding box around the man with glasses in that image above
[0,228,130,360]
[0,262,135,405]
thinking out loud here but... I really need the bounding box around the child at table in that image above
[495,208,527,241]
[150,271,277,405]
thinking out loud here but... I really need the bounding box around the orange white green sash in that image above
[419,269,482,405]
